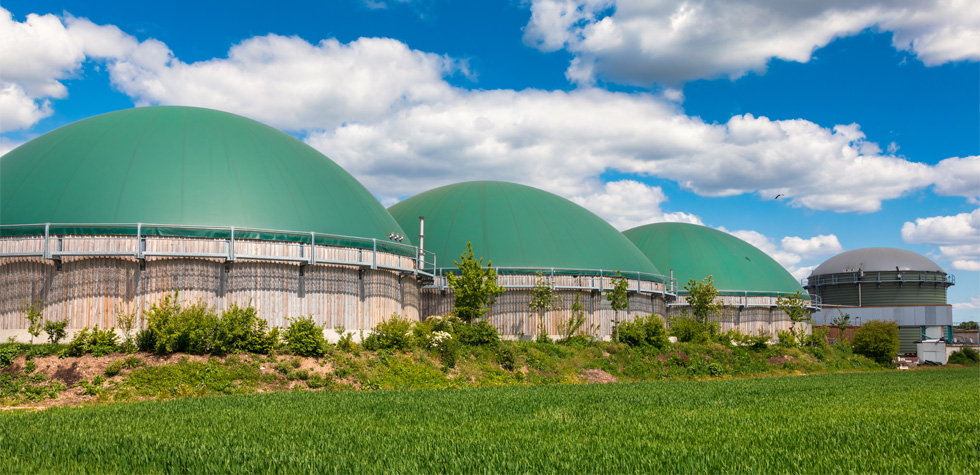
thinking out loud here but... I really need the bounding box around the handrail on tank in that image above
[669,291,821,309]
[422,266,678,298]
[0,222,437,277]
[803,271,955,287]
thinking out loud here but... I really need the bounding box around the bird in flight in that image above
[774,194,783,199]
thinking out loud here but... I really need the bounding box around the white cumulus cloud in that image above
[781,234,844,259]
[902,208,980,269]
[568,180,702,230]
[932,156,980,201]
[307,89,937,214]
[0,9,139,130]
[523,0,980,86]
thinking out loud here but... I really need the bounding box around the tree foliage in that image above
[530,272,561,342]
[684,276,723,324]
[852,320,899,365]
[776,290,812,343]
[605,271,629,341]
[446,242,505,323]
[955,321,978,330]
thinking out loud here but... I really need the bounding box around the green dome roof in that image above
[1,106,407,242]
[389,181,660,275]
[623,222,804,295]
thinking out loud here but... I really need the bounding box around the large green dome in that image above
[1,106,407,242]
[389,181,660,275]
[623,222,804,295]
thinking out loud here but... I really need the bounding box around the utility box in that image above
[917,339,947,365]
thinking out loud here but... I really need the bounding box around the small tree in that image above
[23,299,44,344]
[557,292,588,343]
[831,309,852,343]
[605,271,629,342]
[529,271,561,341]
[776,290,811,345]
[684,276,723,330]
[853,320,900,365]
[446,242,505,323]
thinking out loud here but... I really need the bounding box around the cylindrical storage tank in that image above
[806,248,951,306]
[389,181,674,338]
[1,106,421,338]
[805,248,955,354]
[623,222,809,336]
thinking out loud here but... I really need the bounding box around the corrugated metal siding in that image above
[898,326,921,354]
[808,271,948,306]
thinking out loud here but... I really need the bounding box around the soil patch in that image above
[582,369,617,384]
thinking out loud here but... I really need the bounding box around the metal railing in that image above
[424,266,678,297]
[0,222,436,277]
[669,291,822,309]
[804,271,955,287]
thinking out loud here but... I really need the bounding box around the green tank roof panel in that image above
[389,181,660,275]
[1,106,407,243]
[623,222,804,295]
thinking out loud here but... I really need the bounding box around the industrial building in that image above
[388,181,675,337]
[13,106,952,344]
[0,106,429,339]
[624,222,814,335]
[806,248,955,355]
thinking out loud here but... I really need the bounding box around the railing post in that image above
[43,223,50,259]
[371,239,377,270]
[310,232,316,265]
[136,223,143,259]
[228,226,236,261]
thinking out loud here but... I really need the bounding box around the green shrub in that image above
[670,315,709,344]
[289,369,310,381]
[434,335,459,368]
[806,326,830,348]
[497,345,517,371]
[535,323,553,344]
[616,314,669,349]
[947,346,980,366]
[454,320,499,346]
[726,329,769,350]
[217,302,266,354]
[0,344,17,367]
[43,319,69,345]
[852,320,899,365]
[89,327,119,357]
[336,327,358,353]
[776,330,797,348]
[104,360,124,377]
[363,314,413,351]
[284,316,325,357]
[60,329,91,358]
[305,373,329,389]
[24,360,36,374]
[134,328,156,353]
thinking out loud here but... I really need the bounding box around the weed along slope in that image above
[1,369,977,474]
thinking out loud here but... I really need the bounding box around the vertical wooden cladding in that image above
[666,305,808,336]
[419,275,670,338]
[0,253,419,330]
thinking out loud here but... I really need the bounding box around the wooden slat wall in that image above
[1,255,420,331]
[419,279,670,338]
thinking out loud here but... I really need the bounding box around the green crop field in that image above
[2,368,977,474]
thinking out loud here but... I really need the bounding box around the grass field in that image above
[2,368,977,474]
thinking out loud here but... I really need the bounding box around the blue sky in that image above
[1,0,978,321]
